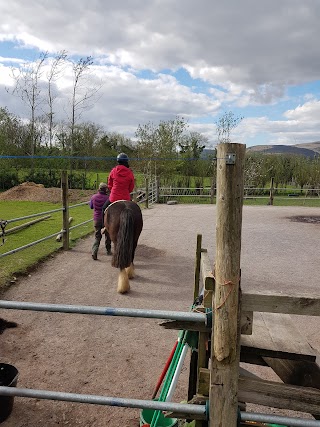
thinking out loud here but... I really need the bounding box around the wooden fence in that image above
[0,172,156,260]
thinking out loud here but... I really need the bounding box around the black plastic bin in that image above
[0,363,19,423]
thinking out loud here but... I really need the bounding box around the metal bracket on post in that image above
[225,153,236,165]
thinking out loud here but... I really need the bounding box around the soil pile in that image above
[0,182,94,203]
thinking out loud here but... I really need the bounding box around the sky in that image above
[1,0,320,148]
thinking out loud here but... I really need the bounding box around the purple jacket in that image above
[90,190,109,222]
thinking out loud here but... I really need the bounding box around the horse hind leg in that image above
[117,269,130,294]
[125,240,138,279]
[125,263,135,279]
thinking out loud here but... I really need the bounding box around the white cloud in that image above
[1,0,320,146]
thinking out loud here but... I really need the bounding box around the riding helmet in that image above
[99,182,108,191]
[117,152,129,162]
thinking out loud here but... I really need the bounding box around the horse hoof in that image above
[92,253,98,260]
[117,285,130,294]
[106,250,112,256]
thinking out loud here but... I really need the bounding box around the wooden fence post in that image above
[61,171,70,251]
[210,179,216,204]
[269,177,274,205]
[210,143,245,427]
[156,177,160,203]
[145,178,149,209]
[194,234,202,301]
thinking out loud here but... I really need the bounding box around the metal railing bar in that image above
[69,201,89,209]
[0,230,63,259]
[7,208,64,224]
[0,386,206,416]
[241,411,320,427]
[0,300,206,323]
[69,219,92,230]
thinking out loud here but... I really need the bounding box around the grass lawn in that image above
[1,195,319,289]
[0,200,93,288]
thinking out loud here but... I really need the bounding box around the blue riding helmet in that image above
[117,153,129,162]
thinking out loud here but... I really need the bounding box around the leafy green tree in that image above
[178,131,207,183]
[293,156,311,191]
[245,154,268,188]
[135,116,187,179]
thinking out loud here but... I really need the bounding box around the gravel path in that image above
[1,204,320,426]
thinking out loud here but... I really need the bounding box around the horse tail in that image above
[112,207,134,270]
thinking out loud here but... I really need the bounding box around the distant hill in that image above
[247,141,320,158]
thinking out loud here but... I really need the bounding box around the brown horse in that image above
[104,200,143,293]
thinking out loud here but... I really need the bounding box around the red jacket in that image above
[108,165,135,202]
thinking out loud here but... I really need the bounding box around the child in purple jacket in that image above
[90,182,111,260]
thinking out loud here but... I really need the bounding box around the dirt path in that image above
[1,204,320,426]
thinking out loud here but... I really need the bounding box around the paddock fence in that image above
[159,184,320,205]
[0,173,157,260]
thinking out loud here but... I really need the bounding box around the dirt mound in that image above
[0,182,94,203]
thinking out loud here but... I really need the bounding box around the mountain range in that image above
[246,141,320,158]
[202,141,320,159]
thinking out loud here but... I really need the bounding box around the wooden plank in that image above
[263,358,320,420]
[200,250,215,291]
[242,291,320,316]
[193,234,202,300]
[263,357,320,388]
[239,376,320,415]
[241,312,316,362]
[159,311,253,335]
[159,320,211,332]
[203,289,212,308]
[199,368,320,415]
[61,171,69,250]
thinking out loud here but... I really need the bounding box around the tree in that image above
[68,56,102,146]
[135,116,188,179]
[0,107,29,157]
[46,50,68,149]
[66,56,102,176]
[215,111,243,144]
[6,52,48,161]
[178,131,207,182]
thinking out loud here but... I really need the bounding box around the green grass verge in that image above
[1,196,319,289]
[0,200,93,288]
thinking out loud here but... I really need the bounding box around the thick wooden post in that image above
[269,177,274,205]
[61,171,69,251]
[209,143,245,427]
[194,234,202,301]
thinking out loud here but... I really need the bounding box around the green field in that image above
[0,200,93,288]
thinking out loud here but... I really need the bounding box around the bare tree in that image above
[215,111,243,144]
[7,52,48,160]
[46,50,68,149]
[69,57,102,148]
